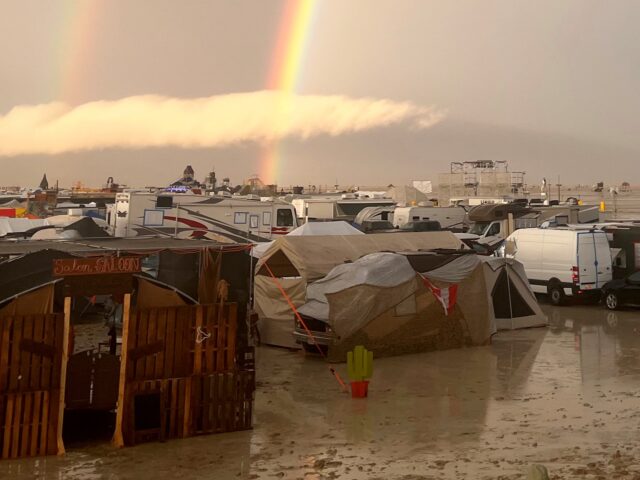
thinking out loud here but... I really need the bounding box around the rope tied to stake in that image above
[263,262,348,393]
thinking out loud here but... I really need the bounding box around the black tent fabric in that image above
[491,268,535,319]
[63,217,110,238]
[0,249,74,304]
[157,250,200,301]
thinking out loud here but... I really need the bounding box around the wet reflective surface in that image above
[3,302,640,479]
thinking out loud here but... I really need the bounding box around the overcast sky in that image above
[1,0,639,188]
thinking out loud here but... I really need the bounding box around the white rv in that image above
[108,192,298,243]
[292,194,396,222]
[392,206,468,230]
[504,227,612,305]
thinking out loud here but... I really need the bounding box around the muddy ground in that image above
[2,301,640,479]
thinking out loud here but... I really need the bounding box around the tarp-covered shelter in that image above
[254,232,466,347]
[251,220,363,258]
[294,252,545,360]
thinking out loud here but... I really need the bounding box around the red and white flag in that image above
[421,276,458,316]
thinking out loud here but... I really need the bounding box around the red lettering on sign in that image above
[52,256,141,277]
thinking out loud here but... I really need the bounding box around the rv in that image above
[292,194,396,222]
[392,206,468,231]
[108,192,298,243]
[466,203,601,243]
[504,227,613,305]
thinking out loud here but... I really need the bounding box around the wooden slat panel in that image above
[51,313,65,390]
[154,309,167,379]
[40,315,54,390]
[46,390,59,456]
[8,316,24,392]
[169,379,178,438]
[204,307,215,374]
[164,309,176,380]
[145,309,158,379]
[216,310,226,373]
[0,317,12,392]
[227,304,237,371]
[38,391,49,456]
[19,316,34,390]
[1,395,14,459]
[134,310,148,380]
[29,317,44,391]
[173,308,186,378]
[29,391,42,457]
[126,309,139,382]
[19,392,32,457]
[10,393,22,458]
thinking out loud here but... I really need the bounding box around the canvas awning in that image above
[256,231,465,281]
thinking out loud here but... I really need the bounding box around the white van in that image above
[505,227,612,305]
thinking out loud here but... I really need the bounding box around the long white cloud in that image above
[0,91,444,156]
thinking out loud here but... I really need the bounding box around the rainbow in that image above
[261,0,318,184]
[52,1,105,104]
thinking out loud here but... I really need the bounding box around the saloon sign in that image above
[53,256,141,277]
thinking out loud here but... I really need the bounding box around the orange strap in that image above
[264,263,348,392]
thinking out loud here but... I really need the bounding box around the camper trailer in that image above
[292,195,396,222]
[108,192,298,243]
[392,206,468,231]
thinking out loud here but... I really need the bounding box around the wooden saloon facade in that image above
[0,238,255,459]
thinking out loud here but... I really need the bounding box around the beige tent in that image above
[294,253,546,360]
[254,232,465,348]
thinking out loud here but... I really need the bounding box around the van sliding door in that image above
[577,232,598,289]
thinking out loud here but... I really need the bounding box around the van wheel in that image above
[605,292,619,310]
[548,285,565,306]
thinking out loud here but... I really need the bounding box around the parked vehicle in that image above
[504,227,613,305]
[108,191,298,242]
[392,206,467,231]
[601,271,640,310]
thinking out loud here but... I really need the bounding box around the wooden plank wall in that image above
[122,304,253,446]
[0,313,65,459]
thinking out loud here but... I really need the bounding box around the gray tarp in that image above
[254,232,466,348]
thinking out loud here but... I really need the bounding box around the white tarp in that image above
[252,220,363,258]
[0,218,49,237]
[298,253,416,325]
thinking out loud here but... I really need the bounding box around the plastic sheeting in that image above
[298,253,416,326]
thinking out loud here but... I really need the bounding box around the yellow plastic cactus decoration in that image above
[347,345,373,382]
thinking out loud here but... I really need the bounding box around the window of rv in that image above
[156,196,173,208]
[469,221,490,236]
[277,209,294,227]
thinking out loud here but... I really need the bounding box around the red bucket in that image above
[350,380,369,398]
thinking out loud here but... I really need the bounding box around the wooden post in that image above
[56,297,71,455]
[112,293,131,448]
[183,306,203,437]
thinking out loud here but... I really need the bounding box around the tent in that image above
[480,257,547,330]
[251,220,363,258]
[254,232,466,347]
[293,252,546,360]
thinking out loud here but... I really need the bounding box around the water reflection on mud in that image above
[3,303,640,479]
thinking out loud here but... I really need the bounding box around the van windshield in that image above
[468,222,490,236]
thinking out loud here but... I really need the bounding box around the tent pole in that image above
[505,258,514,329]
